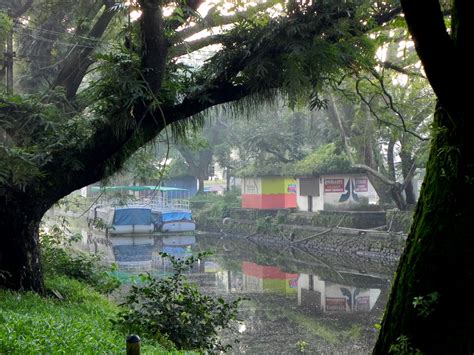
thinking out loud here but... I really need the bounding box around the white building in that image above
[296,173,379,211]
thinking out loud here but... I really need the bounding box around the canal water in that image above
[78,229,397,354]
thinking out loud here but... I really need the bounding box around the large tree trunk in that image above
[375,1,473,351]
[0,198,46,293]
[374,104,474,353]
[197,176,204,194]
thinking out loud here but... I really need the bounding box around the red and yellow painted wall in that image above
[241,176,297,209]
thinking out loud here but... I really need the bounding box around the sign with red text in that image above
[324,179,345,193]
[354,178,368,192]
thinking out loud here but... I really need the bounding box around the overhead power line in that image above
[14,21,112,49]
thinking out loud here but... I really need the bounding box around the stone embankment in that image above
[196,208,412,262]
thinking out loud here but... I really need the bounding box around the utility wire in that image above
[15,20,109,45]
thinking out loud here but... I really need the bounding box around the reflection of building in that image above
[242,261,298,294]
[297,274,381,313]
[296,173,379,211]
[241,176,297,209]
[216,270,245,294]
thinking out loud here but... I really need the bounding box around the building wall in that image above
[242,177,262,195]
[320,174,377,210]
[163,176,198,196]
[297,174,378,211]
[296,178,323,212]
[241,194,296,209]
[261,177,296,194]
[242,177,296,209]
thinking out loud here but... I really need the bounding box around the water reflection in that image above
[113,236,154,272]
[83,230,394,353]
[298,275,381,313]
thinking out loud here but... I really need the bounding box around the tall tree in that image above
[175,120,225,193]
[325,67,432,210]
[374,0,474,353]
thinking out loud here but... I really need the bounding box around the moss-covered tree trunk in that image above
[374,0,473,352]
[374,105,474,353]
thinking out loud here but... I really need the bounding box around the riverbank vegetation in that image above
[118,252,243,352]
[1,227,240,353]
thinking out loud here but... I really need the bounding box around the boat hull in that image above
[161,221,196,233]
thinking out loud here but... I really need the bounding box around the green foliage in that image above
[256,216,274,232]
[0,11,12,45]
[192,190,241,221]
[202,0,375,112]
[0,91,94,189]
[275,209,287,224]
[389,335,422,355]
[296,340,308,353]
[120,144,165,184]
[40,227,120,294]
[237,161,292,177]
[166,155,192,178]
[88,51,154,135]
[412,292,439,318]
[293,143,352,175]
[117,252,244,352]
[0,275,169,354]
[54,194,92,214]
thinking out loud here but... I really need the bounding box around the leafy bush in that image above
[40,226,120,294]
[117,252,244,352]
[192,191,240,220]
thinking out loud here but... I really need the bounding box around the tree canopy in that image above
[5,0,474,353]
[0,0,402,292]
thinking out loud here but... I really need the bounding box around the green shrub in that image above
[192,191,240,221]
[40,226,120,294]
[117,252,244,352]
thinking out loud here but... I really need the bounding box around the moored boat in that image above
[87,186,196,235]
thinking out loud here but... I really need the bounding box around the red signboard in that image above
[354,178,368,192]
[324,179,345,193]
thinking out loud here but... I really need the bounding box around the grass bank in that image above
[0,275,169,354]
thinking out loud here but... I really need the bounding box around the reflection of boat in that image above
[87,186,195,235]
[161,235,196,259]
[162,235,196,246]
[111,235,155,272]
[152,234,196,269]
